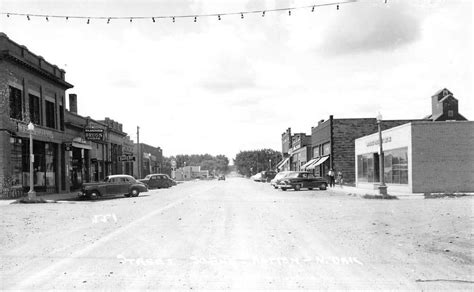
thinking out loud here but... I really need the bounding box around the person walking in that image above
[328,169,335,187]
[337,171,344,187]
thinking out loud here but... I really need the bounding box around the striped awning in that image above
[307,156,329,169]
[301,158,319,170]
[276,157,290,169]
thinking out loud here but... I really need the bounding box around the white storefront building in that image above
[355,121,474,194]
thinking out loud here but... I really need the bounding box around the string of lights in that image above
[0,1,365,24]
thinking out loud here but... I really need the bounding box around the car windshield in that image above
[144,175,151,179]
[286,172,300,178]
[274,172,289,179]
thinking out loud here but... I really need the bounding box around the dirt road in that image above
[1,178,472,290]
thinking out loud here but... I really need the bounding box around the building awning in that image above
[307,156,329,169]
[276,157,290,169]
[301,158,319,170]
[72,141,92,150]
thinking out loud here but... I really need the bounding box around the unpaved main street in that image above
[1,177,473,290]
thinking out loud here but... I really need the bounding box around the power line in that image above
[0,1,360,23]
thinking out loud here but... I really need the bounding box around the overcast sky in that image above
[1,0,472,162]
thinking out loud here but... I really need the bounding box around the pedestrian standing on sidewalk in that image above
[337,171,344,187]
[327,169,335,187]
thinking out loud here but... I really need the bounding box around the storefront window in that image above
[45,143,56,189]
[358,147,408,185]
[384,153,393,184]
[22,140,57,193]
[390,148,408,184]
[10,137,23,186]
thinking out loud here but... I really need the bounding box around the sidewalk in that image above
[0,191,80,206]
[326,185,425,200]
[326,185,473,200]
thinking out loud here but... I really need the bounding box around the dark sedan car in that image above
[270,171,291,189]
[277,171,328,191]
[261,170,277,182]
[139,174,176,189]
[78,175,148,199]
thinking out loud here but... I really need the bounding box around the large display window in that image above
[22,140,57,193]
[358,147,408,184]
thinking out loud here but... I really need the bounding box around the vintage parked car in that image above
[270,171,291,189]
[218,175,226,181]
[250,173,263,182]
[139,174,176,189]
[78,175,148,199]
[261,170,277,182]
[277,171,328,191]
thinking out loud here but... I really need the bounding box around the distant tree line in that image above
[234,149,282,177]
[162,154,229,175]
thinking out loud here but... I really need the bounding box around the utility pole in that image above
[137,126,141,179]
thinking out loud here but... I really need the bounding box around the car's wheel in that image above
[131,188,140,197]
[319,183,327,190]
[294,184,301,191]
[90,191,100,200]
[308,188,313,190]
[273,185,278,189]
[281,187,287,191]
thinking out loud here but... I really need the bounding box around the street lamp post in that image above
[183,161,186,180]
[376,114,388,196]
[269,159,272,170]
[27,122,36,200]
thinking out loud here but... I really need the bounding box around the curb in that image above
[326,188,417,200]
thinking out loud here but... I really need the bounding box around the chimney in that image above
[69,94,77,114]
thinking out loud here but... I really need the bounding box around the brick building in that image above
[134,143,163,179]
[307,116,420,185]
[281,88,468,186]
[0,33,73,198]
[64,98,130,191]
[289,133,311,171]
[355,121,474,193]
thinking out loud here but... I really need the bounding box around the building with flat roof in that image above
[0,33,73,197]
[281,88,468,185]
[355,121,474,194]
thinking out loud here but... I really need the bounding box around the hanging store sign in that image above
[118,155,135,162]
[85,128,104,141]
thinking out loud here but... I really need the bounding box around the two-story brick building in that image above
[0,33,73,198]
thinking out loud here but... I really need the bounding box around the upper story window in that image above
[59,104,64,131]
[29,94,41,125]
[45,100,56,129]
[322,143,331,156]
[9,86,23,120]
[448,110,454,117]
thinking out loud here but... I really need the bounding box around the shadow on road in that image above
[58,194,151,203]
